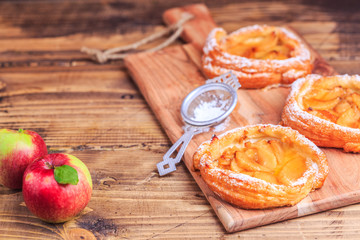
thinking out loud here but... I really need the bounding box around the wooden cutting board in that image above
[124,4,360,232]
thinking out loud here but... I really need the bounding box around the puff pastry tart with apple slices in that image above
[202,25,314,88]
[282,74,360,152]
[193,124,328,209]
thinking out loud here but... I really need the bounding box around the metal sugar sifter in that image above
[157,72,241,176]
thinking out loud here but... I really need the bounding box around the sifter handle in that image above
[157,127,199,176]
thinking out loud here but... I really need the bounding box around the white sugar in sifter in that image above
[157,72,241,176]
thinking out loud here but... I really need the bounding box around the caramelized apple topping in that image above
[224,29,294,60]
[217,139,307,185]
[302,83,360,128]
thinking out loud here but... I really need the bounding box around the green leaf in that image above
[54,165,79,185]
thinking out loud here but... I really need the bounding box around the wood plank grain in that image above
[2,0,360,239]
[0,67,175,240]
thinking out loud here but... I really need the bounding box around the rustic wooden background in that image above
[0,0,360,239]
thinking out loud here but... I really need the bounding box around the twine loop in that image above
[81,13,194,63]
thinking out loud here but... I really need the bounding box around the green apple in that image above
[0,129,47,189]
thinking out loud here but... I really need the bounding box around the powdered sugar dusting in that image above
[191,99,227,122]
[212,117,231,133]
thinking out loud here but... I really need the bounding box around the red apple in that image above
[22,153,92,223]
[0,129,47,189]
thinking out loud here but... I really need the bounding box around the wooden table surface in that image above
[1,0,360,239]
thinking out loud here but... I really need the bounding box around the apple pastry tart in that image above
[202,25,314,88]
[282,74,360,152]
[193,124,328,209]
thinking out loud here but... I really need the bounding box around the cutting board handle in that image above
[163,3,217,49]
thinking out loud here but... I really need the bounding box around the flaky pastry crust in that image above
[282,74,360,152]
[202,25,314,88]
[193,124,328,209]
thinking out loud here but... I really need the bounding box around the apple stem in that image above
[18,129,24,133]
[45,161,54,169]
